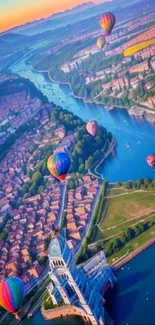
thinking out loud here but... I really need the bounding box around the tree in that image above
[38,256,48,265]
[21,183,29,195]
[38,186,44,194]
[97,242,104,251]
[44,235,51,251]
[125,227,135,241]
[120,232,127,244]
[115,182,122,187]
[93,150,101,160]
[78,164,85,174]
[148,183,154,191]
[136,178,143,189]
[138,223,145,233]
[29,183,37,196]
[26,260,32,268]
[133,225,141,237]
[4,213,11,223]
[32,171,42,185]
[106,242,115,257]
[61,211,67,227]
[68,180,75,190]
[27,169,33,179]
[124,181,132,190]
[17,197,23,207]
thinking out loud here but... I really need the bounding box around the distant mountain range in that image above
[48,2,95,20]
[0,0,143,37]
[0,33,29,43]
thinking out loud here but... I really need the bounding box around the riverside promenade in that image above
[113,238,155,270]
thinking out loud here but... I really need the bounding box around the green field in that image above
[109,188,128,196]
[100,191,155,230]
[88,189,155,265]
[95,212,155,241]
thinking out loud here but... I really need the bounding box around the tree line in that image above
[105,219,155,257]
[116,178,155,190]
[77,180,108,264]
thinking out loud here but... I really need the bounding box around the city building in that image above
[46,228,117,325]
[129,60,149,73]
[134,44,155,60]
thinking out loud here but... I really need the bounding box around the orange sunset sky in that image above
[0,0,111,33]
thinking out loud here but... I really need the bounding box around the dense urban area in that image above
[0,0,155,323]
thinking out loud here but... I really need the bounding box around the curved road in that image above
[89,137,116,178]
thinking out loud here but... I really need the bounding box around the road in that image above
[57,182,67,227]
[89,137,116,178]
[75,182,102,258]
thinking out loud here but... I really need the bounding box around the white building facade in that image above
[48,229,117,325]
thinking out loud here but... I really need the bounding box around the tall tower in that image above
[48,229,117,325]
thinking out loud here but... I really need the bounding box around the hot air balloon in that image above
[86,120,98,137]
[47,152,70,181]
[0,277,24,315]
[124,39,155,57]
[100,12,116,37]
[146,154,155,168]
[97,36,106,50]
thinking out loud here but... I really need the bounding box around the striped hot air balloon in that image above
[0,277,24,314]
[47,152,70,181]
[100,12,116,37]
[86,120,98,137]
[146,154,155,169]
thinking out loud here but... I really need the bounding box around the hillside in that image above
[0,0,143,36]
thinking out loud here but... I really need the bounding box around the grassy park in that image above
[84,180,155,264]
[100,191,155,229]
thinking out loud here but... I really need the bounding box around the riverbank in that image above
[32,67,129,109]
[113,238,155,270]
[89,136,116,178]
[32,67,155,123]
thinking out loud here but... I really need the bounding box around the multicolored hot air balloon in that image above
[100,12,116,37]
[0,277,24,314]
[146,154,155,169]
[47,152,70,181]
[97,36,106,50]
[124,39,155,57]
[86,120,98,137]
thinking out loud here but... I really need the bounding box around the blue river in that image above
[11,57,155,325]
[11,60,155,183]
[105,244,155,325]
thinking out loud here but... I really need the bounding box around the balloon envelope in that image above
[146,154,155,168]
[124,39,155,57]
[97,36,106,50]
[47,152,70,181]
[86,120,98,137]
[100,12,116,37]
[0,277,24,314]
